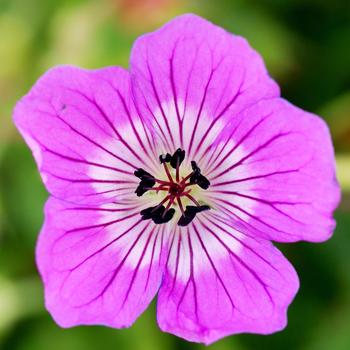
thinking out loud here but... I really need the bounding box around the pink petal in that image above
[157,213,299,344]
[206,98,340,243]
[13,13,340,344]
[130,14,279,156]
[13,66,158,204]
[37,197,168,327]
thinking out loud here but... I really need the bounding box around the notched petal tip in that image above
[38,197,166,331]
[13,65,139,205]
[156,229,300,344]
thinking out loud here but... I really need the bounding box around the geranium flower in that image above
[13,14,340,344]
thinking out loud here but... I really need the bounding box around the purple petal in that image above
[130,14,279,156]
[13,66,159,204]
[37,197,168,327]
[205,99,340,243]
[157,213,299,344]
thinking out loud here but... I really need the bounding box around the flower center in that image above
[169,183,182,196]
[134,148,210,226]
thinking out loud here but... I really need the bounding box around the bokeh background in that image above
[0,0,350,349]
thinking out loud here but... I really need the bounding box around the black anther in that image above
[170,148,185,169]
[159,153,172,164]
[141,205,175,224]
[177,205,210,226]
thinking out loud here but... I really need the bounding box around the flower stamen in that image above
[177,196,185,216]
[176,158,180,183]
[185,193,200,207]
[163,162,174,183]
[135,148,211,226]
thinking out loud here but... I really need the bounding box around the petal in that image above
[157,213,299,344]
[13,66,159,204]
[205,98,340,243]
[37,197,168,328]
[130,13,279,156]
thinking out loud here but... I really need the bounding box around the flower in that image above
[13,14,340,344]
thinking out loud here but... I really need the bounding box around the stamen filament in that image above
[152,195,170,212]
[154,178,173,186]
[163,197,175,217]
[145,186,170,191]
[177,197,185,216]
[181,190,192,196]
[163,163,174,183]
[183,182,196,188]
[180,171,194,184]
[185,193,200,206]
[176,158,180,183]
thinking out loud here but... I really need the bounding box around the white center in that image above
[87,102,258,280]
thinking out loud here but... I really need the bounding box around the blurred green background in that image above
[0,0,350,349]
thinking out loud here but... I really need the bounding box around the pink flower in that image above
[13,14,340,344]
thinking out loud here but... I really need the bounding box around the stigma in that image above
[134,148,210,226]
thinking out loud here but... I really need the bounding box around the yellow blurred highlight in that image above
[0,14,31,79]
[336,155,350,192]
[0,276,42,337]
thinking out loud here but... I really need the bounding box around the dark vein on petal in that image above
[68,187,136,199]
[165,228,177,274]
[146,58,175,148]
[197,219,275,305]
[158,225,166,267]
[212,131,295,180]
[210,197,298,238]
[134,82,173,151]
[114,88,159,169]
[121,226,156,308]
[211,169,301,187]
[210,190,309,225]
[98,76,158,167]
[43,146,133,175]
[192,223,236,313]
[49,173,135,185]
[66,87,147,166]
[193,71,245,158]
[176,232,191,313]
[65,212,140,234]
[130,82,165,156]
[187,228,199,322]
[168,229,182,297]
[187,62,216,157]
[202,116,245,171]
[210,201,280,241]
[36,107,139,170]
[65,206,135,212]
[73,222,151,308]
[208,113,273,176]
[169,41,183,148]
[145,226,162,292]
[63,218,144,272]
[202,216,282,276]
[182,44,200,141]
